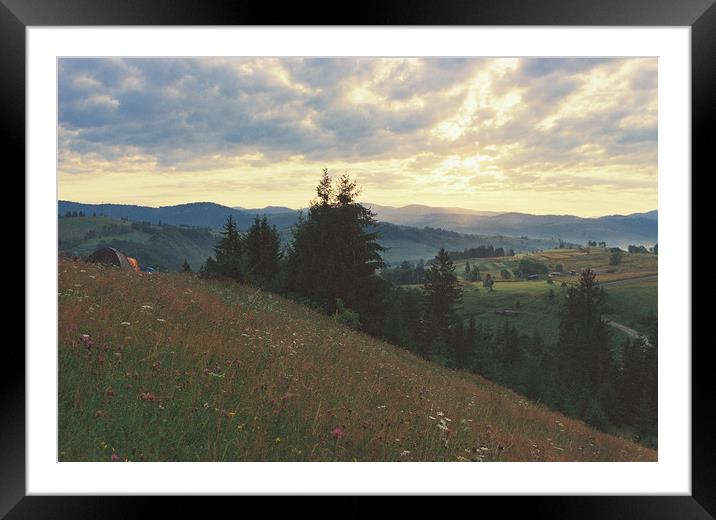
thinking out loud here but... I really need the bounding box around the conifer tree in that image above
[213,214,244,279]
[422,248,463,355]
[286,170,387,331]
[557,268,612,420]
[245,215,282,281]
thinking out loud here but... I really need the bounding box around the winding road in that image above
[605,319,652,347]
[600,274,657,287]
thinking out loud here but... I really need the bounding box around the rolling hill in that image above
[58,216,218,272]
[365,206,658,247]
[59,200,298,230]
[59,199,657,269]
[58,258,656,462]
[58,215,558,270]
[59,200,658,248]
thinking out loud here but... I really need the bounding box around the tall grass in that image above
[58,259,656,462]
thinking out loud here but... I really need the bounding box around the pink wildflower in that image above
[331,426,345,439]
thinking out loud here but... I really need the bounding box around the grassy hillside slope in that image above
[59,216,218,271]
[58,259,656,462]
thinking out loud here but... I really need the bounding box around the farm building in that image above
[87,247,140,272]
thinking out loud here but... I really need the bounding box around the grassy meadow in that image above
[58,258,656,462]
[401,248,657,345]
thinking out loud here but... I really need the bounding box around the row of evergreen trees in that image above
[197,170,657,447]
[201,214,282,286]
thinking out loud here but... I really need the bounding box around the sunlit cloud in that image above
[58,57,657,216]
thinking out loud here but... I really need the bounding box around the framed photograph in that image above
[9,0,710,515]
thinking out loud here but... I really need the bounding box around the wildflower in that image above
[157,318,166,323]
[141,305,153,310]
[140,391,156,402]
[331,426,345,439]
[94,410,104,418]
[104,387,114,397]
[120,322,131,326]
[400,450,411,456]
[220,409,236,417]
[110,453,121,462]
[275,437,281,444]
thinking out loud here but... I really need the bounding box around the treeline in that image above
[447,245,515,260]
[197,171,657,447]
[381,256,552,287]
[628,244,658,254]
[202,214,282,286]
[61,210,90,218]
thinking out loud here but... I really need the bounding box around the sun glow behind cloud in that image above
[58,57,657,216]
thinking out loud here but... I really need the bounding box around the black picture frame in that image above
[7,0,709,516]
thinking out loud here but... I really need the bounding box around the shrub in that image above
[333,298,362,330]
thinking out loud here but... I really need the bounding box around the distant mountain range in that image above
[364,204,657,247]
[59,201,298,231]
[58,200,657,247]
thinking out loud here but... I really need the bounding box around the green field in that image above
[461,279,566,342]
[380,240,446,265]
[604,277,658,330]
[420,248,657,346]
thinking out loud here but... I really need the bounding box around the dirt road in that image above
[605,319,652,347]
[601,274,657,287]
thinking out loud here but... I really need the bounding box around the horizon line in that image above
[58,199,658,220]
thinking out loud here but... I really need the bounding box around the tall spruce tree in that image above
[421,248,463,357]
[213,214,244,279]
[286,170,387,331]
[245,215,282,282]
[556,268,612,420]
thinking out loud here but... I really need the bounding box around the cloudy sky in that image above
[58,57,657,217]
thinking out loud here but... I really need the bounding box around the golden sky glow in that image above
[59,57,657,216]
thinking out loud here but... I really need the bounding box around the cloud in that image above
[58,57,657,216]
